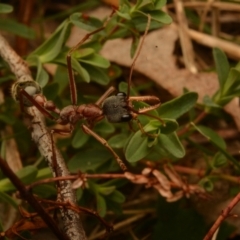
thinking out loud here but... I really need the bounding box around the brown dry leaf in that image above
[67,7,240,129]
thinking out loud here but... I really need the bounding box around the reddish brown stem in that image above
[203,192,240,240]
[27,173,126,189]
[0,157,68,240]
[16,0,34,55]
[177,110,207,136]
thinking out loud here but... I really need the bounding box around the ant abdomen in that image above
[102,93,132,123]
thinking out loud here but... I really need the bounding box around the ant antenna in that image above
[127,14,151,98]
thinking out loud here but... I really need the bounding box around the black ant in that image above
[11,14,161,172]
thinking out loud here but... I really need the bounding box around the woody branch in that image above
[0,33,87,240]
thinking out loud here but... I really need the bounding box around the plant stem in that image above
[0,33,86,240]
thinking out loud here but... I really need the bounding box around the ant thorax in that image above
[58,104,103,125]
[102,92,132,123]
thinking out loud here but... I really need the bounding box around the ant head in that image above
[102,93,132,123]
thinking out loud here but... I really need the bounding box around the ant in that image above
[11,13,162,172]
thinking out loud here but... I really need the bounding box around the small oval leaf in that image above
[72,128,89,149]
[159,92,198,119]
[96,194,107,217]
[0,4,13,13]
[157,132,185,159]
[125,131,152,162]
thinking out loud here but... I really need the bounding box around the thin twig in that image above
[89,214,147,240]
[173,0,197,73]
[167,1,240,11]
[0,156,68,240]
[198,0,214,32]
[203,192,240,240]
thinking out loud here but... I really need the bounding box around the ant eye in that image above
[121,114,132,122]
[117,92,126,97]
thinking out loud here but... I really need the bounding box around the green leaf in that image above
[36,167,52,180]
[76,188,83,201]
[75,48,95,58]
[33,185,56,198]
[27,55,49,87]
[157,132,185,159]
[36,66,49,87]
[135,0,153,10]
[46,1,100,21]
[53,66,70,94]
[213,48,229,91]
[0,75,15,84]
[149,10,172,24]
[116,10,131,20]
[80,53,110,68]
[222,68,240,96]
[0,19,35,39]
[0,141,6,160]
[212,152,227,168]
[0,166,38,192]
[0,3,13,13]
[108,190,126,203]
[160,119,179,134]
[96,194,107,217]
[83,65,110,85]
[68,149,111,172]
[199,177,214,192]
[98,186,116,195]
[70,12,102,31]
[52,52,90,83]
[192,124,240,170]
[72,128,89,149]
[202,95,221,108]
[159,92,198,119]
[125,131,153,162]
[0,192,18,208]
[0,113,15,125]
[109,133,129,149]
[71,57,90,82]
[155,0,167,9]
[218,94,240,106]
[193,125,226,149]
[30,19,71,62]
[94,120,115,134]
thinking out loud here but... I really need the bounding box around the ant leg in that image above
[18,89,34,119]
[129,113,159,138]
[81,124,128,172]
[95,86,116,106]
[66,10,116,106]
[66,27,105,106]
[128,96,161,113]
[127,14,151,98]
[19,89,56,120]
[128,96,165,125]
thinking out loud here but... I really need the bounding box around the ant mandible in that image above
[12,13,161,172]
